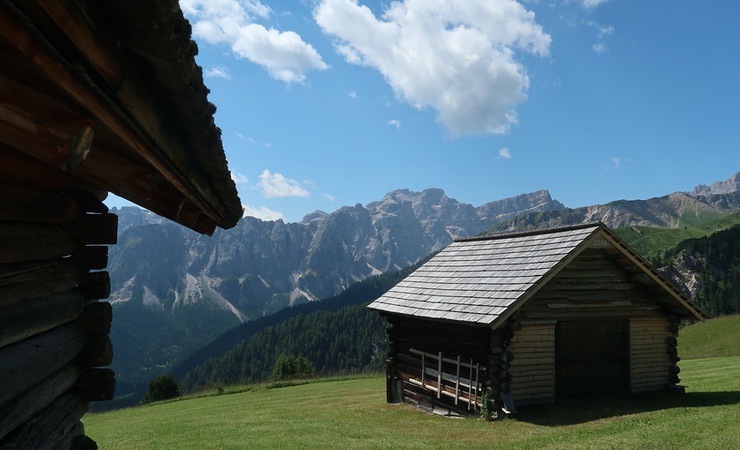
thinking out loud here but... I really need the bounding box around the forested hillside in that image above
[658,224,740,316]
[180,302,386,392]
[164,260,425,396]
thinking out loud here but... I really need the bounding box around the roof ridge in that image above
[455,221,603,242]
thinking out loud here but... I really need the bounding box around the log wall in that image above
[630,317,675,393]
[508,323,556,406]
[0,183,116,450]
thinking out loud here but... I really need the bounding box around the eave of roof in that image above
[0,0,242,235]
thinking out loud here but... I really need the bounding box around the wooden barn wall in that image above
[508,247,679,405]
[0,184,116,450]
[630,317,676,393]
[385,315,492,415]
[508,323,556,406]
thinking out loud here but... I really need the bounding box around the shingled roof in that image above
[368,223,707,326]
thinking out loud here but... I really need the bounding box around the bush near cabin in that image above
[143,375,180,404]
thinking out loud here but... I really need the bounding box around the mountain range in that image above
[106,172,740,394]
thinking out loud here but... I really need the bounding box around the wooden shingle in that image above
[369,223,707,326]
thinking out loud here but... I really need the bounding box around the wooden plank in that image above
[0,364,80,440]
[37,0,128,87]
[0,223,76,263]
[0,183,79,223]
[72,213,118,245]
[77,335,113,368]
[71,245,108,271]
[78,271,110,301]
[0,392,89,450]
[0,323,86,407]
[0,260,82,309]
[0,73,96,170]
[0,289,84,347]
[74,301,112,336]
[74,368,115,402]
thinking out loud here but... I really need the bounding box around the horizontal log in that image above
[512,386,554,397]
[71,245,108,271]
[77,335,113,368]
[0,182,80,223]
[0,323,86,407]
[70,213,118,245]
[0,364,80,441]
[74,368,115,402]
[0,392,89,450]
[78,271,110,300]
[0,260,82,308]
[0,223,76,263]
[75,301,112,336]
[0,289,85,347]
[511,357,555,366]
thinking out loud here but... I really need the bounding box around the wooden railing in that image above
[408,348,485,411]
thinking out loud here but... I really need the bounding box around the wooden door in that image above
[556,319,629,399]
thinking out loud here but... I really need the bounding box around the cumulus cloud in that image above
[387,119,401,130]
[182,0,328,84]
[314,0,551,135]
[204,66,232,79]
[498,147,512,159]
[242,204,285,221]
[257,169,309,198]
[231,170,249,184]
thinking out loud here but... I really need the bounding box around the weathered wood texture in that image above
[385,316,491,416]
[630,317,672,393]
[0,185,115,449]
[508,324,555,406]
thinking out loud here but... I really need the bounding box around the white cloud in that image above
[592,42,607,54]
[231,170,249,184]
[323,193,336,202]
[348,90,357,99]
[242,204,285,221]
[609,157,621,168]
[204,66,232,79]
[498,147,512,159]
[315,0,551,136]
[582,0,610,9]
[257,169,309,198]
[182,0,328,84]
[387,119,401,130]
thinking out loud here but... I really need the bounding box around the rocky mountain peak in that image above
[690,172,740,196]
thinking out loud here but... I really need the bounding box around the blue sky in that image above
[109,1,740,223]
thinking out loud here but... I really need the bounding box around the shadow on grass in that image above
[514,390,740,426]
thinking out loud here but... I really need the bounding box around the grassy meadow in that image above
[85,318,740,449]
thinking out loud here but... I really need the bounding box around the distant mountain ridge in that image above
[107,188,565,388]
[485,176,740,235]
[106,172,740,393]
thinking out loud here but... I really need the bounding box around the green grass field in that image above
[679,315,740,360]
[86,356,740,449]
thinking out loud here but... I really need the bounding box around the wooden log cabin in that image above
[368,223,708,418]
[0,1,242,448]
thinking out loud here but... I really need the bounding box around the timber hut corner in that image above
[0,1,242,448]
[368,223,708,419]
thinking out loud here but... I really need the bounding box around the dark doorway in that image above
[556,319,629,399]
